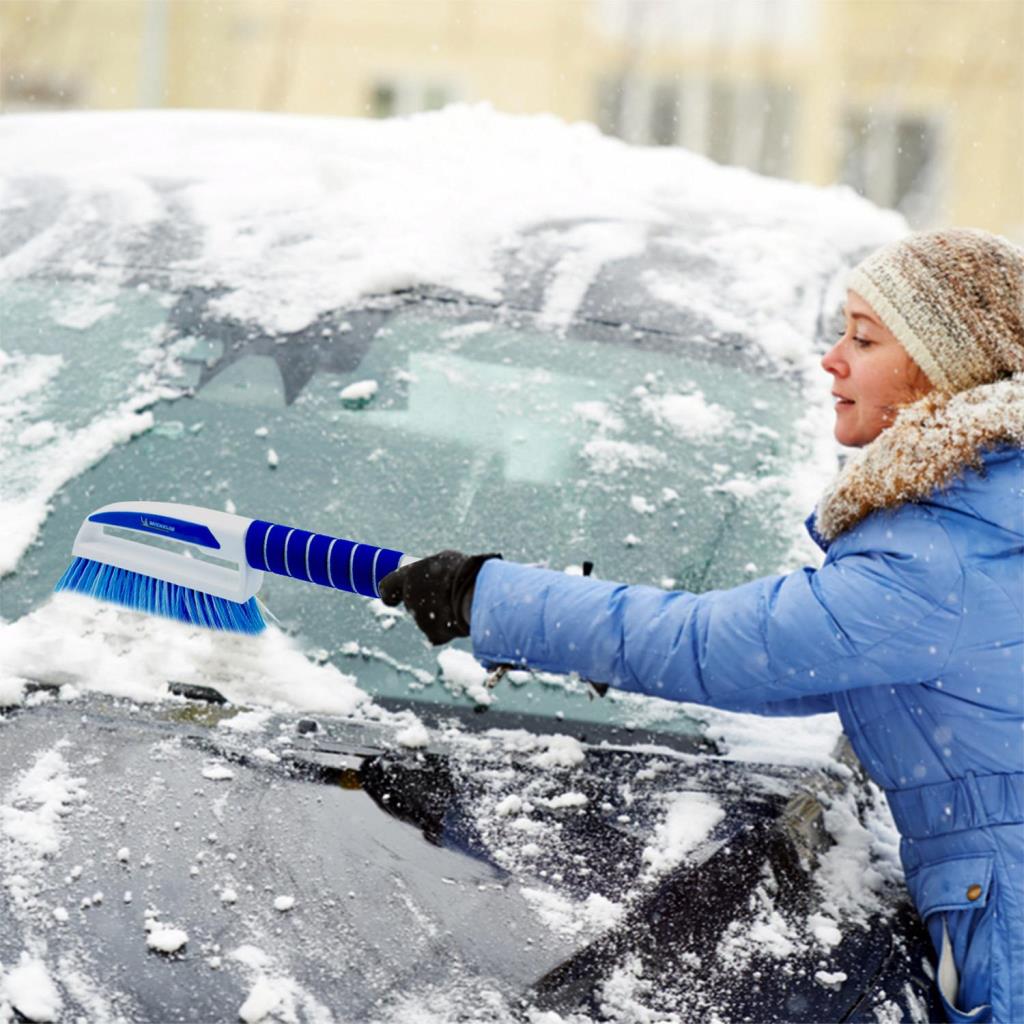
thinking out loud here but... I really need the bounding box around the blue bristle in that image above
[55,557,265,635]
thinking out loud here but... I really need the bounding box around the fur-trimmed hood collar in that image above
[815,374,1024,541]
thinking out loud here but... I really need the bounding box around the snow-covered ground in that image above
[0,106,912,1022]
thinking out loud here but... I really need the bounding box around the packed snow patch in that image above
[809,912,843,949]
[815,969,848,989]
[543,791,588,809]
[581,438,666,475]
[690,703,844,769]
[146,925,188,953]
[482,728,586,768]
[0,953,63,1023]
[1,745,86,913]
[537,221,648,331]
[218,708,274,733]
[437,648,493,705]
[0,592,370,716]
[368,597,403,630]
[641,391,733,440]
[495,794,524,816]
[16,420,57,447]
[229,944,332,1024]
[529,734,586,768]
[813,782,902,928]
[595,954,660,1024]
[708,474,777,500]
[520,886,624,938]
[572,400,623,433]
[629,494,655,515]
[339,378,378,402]
[0,674,28,705]
[641,790,725,878]
[439,321,494,340]
[238,977,285,1023]
[395,719,430,749]
[0,342,177,577]
[746,912,798,958]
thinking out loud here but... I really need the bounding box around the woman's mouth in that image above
[833,393,854,408]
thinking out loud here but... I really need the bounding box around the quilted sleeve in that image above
[470,507,963,712]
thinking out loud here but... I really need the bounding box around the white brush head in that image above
[72,501,264,603]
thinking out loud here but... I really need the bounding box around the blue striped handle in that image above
[244,520,405,599]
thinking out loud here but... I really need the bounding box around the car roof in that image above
[1,107,900,351]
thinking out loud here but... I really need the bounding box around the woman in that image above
[380,228,1024,1023]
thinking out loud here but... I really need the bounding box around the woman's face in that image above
[821,290,933,447]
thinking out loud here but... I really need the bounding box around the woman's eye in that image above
[853,334,871,346]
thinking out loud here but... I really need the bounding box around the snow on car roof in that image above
[1,105,902,342]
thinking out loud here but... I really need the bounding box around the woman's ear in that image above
[904,355,935,401]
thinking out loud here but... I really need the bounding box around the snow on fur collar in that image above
[815,374,1024,541]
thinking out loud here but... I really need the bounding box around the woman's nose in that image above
[821,340,847,377]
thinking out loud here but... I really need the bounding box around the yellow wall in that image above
[825,0,1023,235]
[1,0,1020,238]
[1,0,144,109]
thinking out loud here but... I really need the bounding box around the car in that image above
[0,107,942,1022]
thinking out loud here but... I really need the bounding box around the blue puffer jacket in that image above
[471,382,1024,1023]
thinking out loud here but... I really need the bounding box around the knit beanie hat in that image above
[847,227,1024,394]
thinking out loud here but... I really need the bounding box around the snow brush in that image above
[55,501,415,634]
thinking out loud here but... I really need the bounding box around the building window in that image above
[368,79,459,118]
[841,111,943,224]
[650,79,681,147]
[1,71,81,112]
[422,84,450,112]
[371,82,398,119]
[594,76,624,138]
[703,78,795,175]
[594,75,795,178]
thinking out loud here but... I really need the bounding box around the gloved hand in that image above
[379,550,501,645]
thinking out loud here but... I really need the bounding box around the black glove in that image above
[378,550,501,645]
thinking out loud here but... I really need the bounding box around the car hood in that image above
[0,691,936,1023]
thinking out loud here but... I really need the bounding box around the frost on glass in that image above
[5,290,804,734]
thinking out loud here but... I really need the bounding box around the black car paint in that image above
[1,686,940,1022]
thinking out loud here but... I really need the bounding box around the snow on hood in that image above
[0,592,371,717]
[1,105,903,339]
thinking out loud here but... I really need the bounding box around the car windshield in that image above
[3,110,902,745]
[3,268,808,737]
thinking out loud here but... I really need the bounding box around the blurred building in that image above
[2,0,1021,238]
